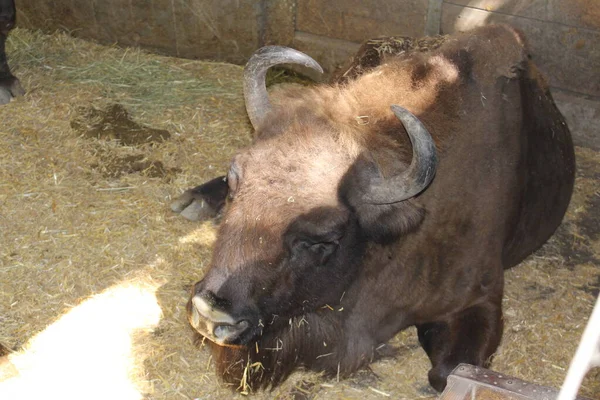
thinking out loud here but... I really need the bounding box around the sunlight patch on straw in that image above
[0,279,162,400]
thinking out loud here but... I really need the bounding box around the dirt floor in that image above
[0,29,598,400]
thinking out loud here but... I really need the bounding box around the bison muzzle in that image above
[179,25,575,392]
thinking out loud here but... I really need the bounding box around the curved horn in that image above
[362,105,437,204]
[243,46,323,129]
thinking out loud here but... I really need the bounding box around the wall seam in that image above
[171,0,179,57]
[425,0,443,35]
[258,0,267,47]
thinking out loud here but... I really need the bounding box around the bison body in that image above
[180,25,575,392]
[0,0,23,104]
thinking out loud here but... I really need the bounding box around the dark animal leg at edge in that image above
[0,33,24,104]
[171,176,229,221]
[416,300,503,392]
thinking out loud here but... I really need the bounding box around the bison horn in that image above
[362,105,437,204]
[243,46,324,129]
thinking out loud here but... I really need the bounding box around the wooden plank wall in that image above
[14,0,600,147]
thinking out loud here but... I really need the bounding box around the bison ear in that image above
[340,157,425,244]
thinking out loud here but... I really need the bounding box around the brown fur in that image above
[187,25,575,392]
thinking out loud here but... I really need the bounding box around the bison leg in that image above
[416,301,503,392]
[0,33,24,105]
[170,176,228,221]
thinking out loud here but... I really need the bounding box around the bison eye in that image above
[284,207,349,265]
[291,238,339,266]
[309,241,338,264]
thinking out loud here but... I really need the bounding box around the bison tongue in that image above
[213,321,250,341]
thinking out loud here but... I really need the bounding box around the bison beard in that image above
[199,312,347,390]
[180,24,575,393]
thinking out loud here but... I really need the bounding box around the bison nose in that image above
[189,291,251,346]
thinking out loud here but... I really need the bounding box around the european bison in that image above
[0,0,24,104]
[175,25,575,392]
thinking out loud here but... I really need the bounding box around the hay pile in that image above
[0,29,598,399]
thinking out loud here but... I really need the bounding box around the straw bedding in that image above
[0,29,598,399]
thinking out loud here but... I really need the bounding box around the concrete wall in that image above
[14,0,599,148]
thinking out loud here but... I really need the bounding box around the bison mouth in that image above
[188,293,258,346]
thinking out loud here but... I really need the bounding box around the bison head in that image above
[187,46,437,387]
